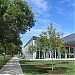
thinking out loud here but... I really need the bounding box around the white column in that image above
[46,52,48,58]
[58,50,61,58]
[33,52,36,59]
[60,52,61,59]
[50,51,51,58]
[69,47,70,58]
[55,50,56,59]
[74,48,75,58]
[44,51,45,58]
[65,52,67,58]
[33,40,35,45]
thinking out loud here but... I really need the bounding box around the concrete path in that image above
[0,56,24,75]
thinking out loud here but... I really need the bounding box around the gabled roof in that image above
[24,33,75,48]
[24,36,38,47]
[64,33,75,47]
[64,33,75,44]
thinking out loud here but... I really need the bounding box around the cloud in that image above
[64,12,75,20]
[61,0,71,3]
[68,13,75,19]
[24,0,48,15]
[63,31,73,37]
[61,0,75,8]
[60,0,74,7]
[25,28,47,36]
[68,3,75,7]
[52,5,74,20]
[24,0,51,26]
[31,0,47,12]
[53,22,61,28]
[36,18,51,27]
[53,6,64,15]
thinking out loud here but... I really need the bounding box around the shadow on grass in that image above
[20,64,42,74]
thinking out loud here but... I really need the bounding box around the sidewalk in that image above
[0,56,24,75]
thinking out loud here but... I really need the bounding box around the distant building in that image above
[63,33,75,58]
[23,33,75,59]
[24,36,38,59]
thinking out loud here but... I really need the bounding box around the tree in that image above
[28,44,36,59]
[47,23,64,70]
[28,44,36,54]
[0,46,4,54]
[35,22,64,70]
[0,30,22,55]
[3,0,35,34]
[36,32,49,59]
[0,0,35,55]
[0,0,35,38]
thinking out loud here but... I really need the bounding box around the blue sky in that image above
[20,0,75,47]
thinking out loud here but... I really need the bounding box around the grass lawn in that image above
[20,60,75,75]
[0,55,11,69]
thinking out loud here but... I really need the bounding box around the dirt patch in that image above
[36,64,48,67]
[25,60,38,62]
[39,69,66,74]
[39,68,67,74]
[47,70,66,74]
[46,64,55,65]
[36,64,55,67]
[56,62,69,64]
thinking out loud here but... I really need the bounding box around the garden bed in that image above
[56,62,69,64]
[47,69,66,74]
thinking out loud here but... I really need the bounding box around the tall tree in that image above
[35,22,64,70]
[0,0,35,55]
[0,0,35,37]
[47,23,64,70]
[28,44,36,54]
[36,32,49,59]
[3,0,35,34]
[28,44,36,59]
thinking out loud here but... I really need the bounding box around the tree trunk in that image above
[3,55,5,59]
[39,50,40,59]
[4,45,7,59]
[11,51,13,56]
[51,50,53,70]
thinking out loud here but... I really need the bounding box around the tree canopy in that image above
[36,23,64,70]
[0,0,35,55]
[28,44,36,54]
[36,23,64,53]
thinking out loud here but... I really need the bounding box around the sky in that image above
[20,0,75,47]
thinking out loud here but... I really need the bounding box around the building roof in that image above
[64,33,75,47]
[24,33,75,48]
[24,36,38,47]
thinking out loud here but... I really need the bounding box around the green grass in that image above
[19,60,75,75]
[0,55,11,69]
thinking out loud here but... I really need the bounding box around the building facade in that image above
[23,33,75,59]
[23,36,38,59]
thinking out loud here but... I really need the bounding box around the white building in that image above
[23,33,75,59]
